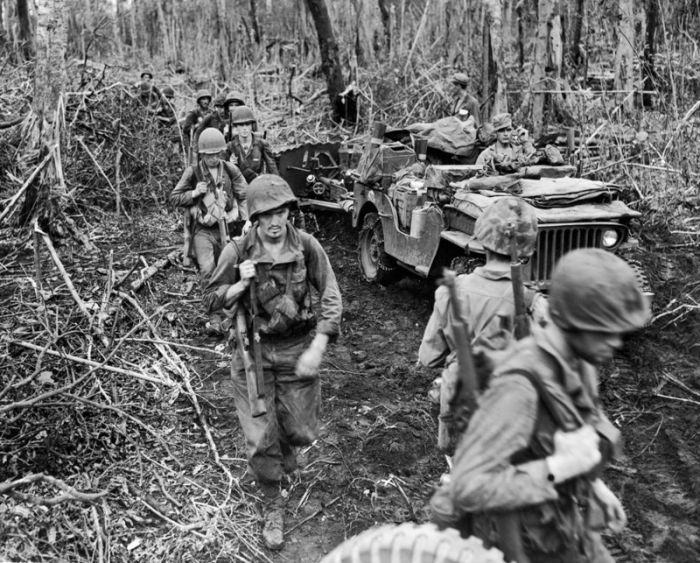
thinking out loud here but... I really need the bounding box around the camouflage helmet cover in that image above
[195,89,212,104]
[231,105,256,125]
[491,112,513,132]
[213,92,226,107]
[549,248,650,333]
[247,175,298,220]
[474,196,538,259]
[198,128,227,154]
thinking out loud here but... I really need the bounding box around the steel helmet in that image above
[213,92,226,107]
[247,175,298,221]
[548,249,650,333]
[140,70,153,80]
[196,89,212,104]
[161,85,175,98]
[225,92,245,107]
[231,105,256,125]
[474,196,538,259]
[198,128,227,154]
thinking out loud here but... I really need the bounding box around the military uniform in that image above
[203,223,341,484]
[431,327,618,562]
[227,136,279,182]
[476,112,536,170]
[430,248,651,563]
[170,146,248,286]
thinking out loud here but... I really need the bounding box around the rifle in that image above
[438,269,478,451]
[234,301,266,417]
[182,210,193,267]
[510,233,530,340]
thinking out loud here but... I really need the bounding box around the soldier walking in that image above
[419,197,542,448]
[226,106,279,182]
[182,89,213,160]
[202,175,342,550]
[430,248,650,563]
[170,128,248,334]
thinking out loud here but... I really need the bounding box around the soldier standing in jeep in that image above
[170,128,248,334]
[476,113,537,172]
[431,249,650,563]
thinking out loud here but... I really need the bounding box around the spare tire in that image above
[319,523,505,563]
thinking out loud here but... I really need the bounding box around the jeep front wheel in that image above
[358,212,403,285]
[319,523,505,563]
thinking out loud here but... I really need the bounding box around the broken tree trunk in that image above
[614,0,635,112]
[303,0,346,122]
[482,0,507,116]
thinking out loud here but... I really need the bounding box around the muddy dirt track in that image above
[167,212,698,563]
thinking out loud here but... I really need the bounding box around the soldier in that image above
[136,70,160,109]
[154,85,177,126]
[170,128,248,334]
[476,112,537,172]
[226,106,279,182]
[182,89,213,158]
[223,91,246,141]
[419,197,540,445]
[195,92,227,138]
[450,72,481,127]
[430,248,650,563]
[202,175,342,550]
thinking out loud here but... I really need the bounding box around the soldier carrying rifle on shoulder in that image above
[202,175,342,550]
[170,128,248,335]
[419,196,545,450]
[430,248,650,563]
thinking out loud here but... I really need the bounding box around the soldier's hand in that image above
[229,153,238,165]
[591,479,627,532]
[546,425,601,484]
[295,344,323,377]
[192,181,208,197]
[238,260,256,286]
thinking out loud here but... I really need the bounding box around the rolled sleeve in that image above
[448,374,559,513]
[171,167,196,208]
[304,235,342,339]
[418,287,450,368]
[202,242,242,312]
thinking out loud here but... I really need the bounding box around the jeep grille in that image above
[529,223,626,285]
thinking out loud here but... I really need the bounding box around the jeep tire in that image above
[358,212,404,285]
[319,522,505,563]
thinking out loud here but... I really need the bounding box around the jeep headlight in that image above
[602,229,619,248]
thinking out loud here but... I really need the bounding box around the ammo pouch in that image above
[256,262,304,335]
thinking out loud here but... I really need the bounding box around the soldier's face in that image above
[202,154,220,167]
[199,99,210,110]
[236,123,252,137]
[257,207,290,241]
[496,127,513,145]
[568,330,623,365]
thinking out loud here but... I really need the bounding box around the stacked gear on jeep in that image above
[350,123,650,294]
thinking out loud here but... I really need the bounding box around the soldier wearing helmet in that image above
[419,197,542,442]
[420,196,539,370]
[226,106,279,182]
[431,248,650,563]
[135,71,161,109]
[476,112,537,173]
[170,127,249,334]
[182,89,213,158]
[223,91,246,138]
[203,175,342,550]
[194,92,228,140]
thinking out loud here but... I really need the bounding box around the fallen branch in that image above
[130,249,180,292]
[0,149,55,226]
[9,340,176,388]
[0,473,107,505]
[284,495,341,536]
